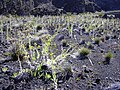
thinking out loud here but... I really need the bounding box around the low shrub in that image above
[79,47,90,57]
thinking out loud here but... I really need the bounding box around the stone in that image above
[57,34,64,41]
[14,72,32,83]
[105,82,120,90]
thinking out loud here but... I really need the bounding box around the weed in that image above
[104,51,113,64]
[79,47,90,57]
[94,37,100,45]
[87,42,94,49]
[2,67,8,72]
[98,11,105,18]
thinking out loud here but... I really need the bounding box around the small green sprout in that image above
[2,67,8,72]
[45,73,52,79]
[105,52,113,60]
[87,42,94,49]
[12,72,20,78]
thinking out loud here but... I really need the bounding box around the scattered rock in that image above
[105,82,120,90]
[57,34,64,41]
[79,40,86,45]
[82,65,93,73]
[14,72,32,83]
[57,68,73,84]
[94,78,101,84]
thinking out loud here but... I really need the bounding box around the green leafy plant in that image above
[12,72,20,78]
[2,67,8,72]
[11,42,28,61]
[45,73,52,79]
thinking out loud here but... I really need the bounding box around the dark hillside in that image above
[95,0,120,11]
[0,0,120,15]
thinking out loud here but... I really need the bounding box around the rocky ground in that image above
[0,13,120,90]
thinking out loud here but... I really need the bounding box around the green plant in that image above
[94,37,100,45]
[12,72,20,78]
[87,42,94,49]
[11,41,28,61]
[98,11,105,18]
[105,52,113,60]
[68,23,73,38]
[2,67,8,72]
[104,51,113,64]
[79,47,90,56]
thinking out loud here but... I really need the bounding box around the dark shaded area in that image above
[0,0,59,16]
[52,0,101,13]
[52,0,86,13]
[95,0,120,11]
[0,0,120,16]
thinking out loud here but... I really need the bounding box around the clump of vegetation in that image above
[79,47,90,58]
[103,52,113,64]
[57,67,73,84]
[94,37,100,45]
[1,67,8,73]
[32,64,53,83]
[98,11,105,18]
[87,42,94,49]
[11,42,29,61]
